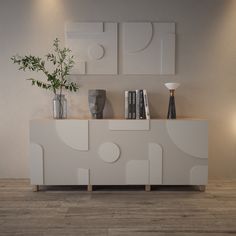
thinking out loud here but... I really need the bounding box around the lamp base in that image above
[167,95,176,119]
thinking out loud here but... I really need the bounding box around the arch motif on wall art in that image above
[65,21,175,75]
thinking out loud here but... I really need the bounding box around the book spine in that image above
[132,91,136,119]
[124,91,129,119]
[143,89,150,119]
[136,90,140,119]
[128,91,132,119]
[139,90,146,119]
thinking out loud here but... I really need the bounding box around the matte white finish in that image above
[71,60,86,74]
[122,22,175,75]
[30,143,44,185]
[161,34,175,74]
[190,166,208,185]
[126,160,149,184]
[88,44,105,60]
[55,120,89,151]
[77,168,90,185]
[30,119,208,186]
[149,143,162,185]
[98,142,120,163]
[166,120,208,159]
[109,120,150,130]
[66,22,104,34]
[65,22,117,74]
[124,22,153,53]
[165,83,180,90]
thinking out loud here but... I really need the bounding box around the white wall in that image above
[0,0,236,179]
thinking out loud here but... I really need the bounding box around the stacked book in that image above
[124,89,150,119]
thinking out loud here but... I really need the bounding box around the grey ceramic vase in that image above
[88,89,106,119]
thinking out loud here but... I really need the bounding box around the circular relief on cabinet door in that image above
[88,44,105,60]
[98,142,120,163]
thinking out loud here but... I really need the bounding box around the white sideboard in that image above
[30,119,208,191]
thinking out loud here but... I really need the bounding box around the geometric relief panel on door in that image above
[65,22,117,75]
[55,120,89,151]
[125,143,163,185]
[30,143,44,185]
[126,160,149,185]
[77,168,90,185]
[166,121,208,159]
[190,165,208,185]
[122,22,175,75]
[149,143,162,184]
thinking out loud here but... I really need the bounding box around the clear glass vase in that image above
[53,94,67,119]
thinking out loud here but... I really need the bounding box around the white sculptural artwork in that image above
[65,22,175,75]
[122,22,175,75]
[65,22,117,75]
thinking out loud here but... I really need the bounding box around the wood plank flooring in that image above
[0,179,236,236]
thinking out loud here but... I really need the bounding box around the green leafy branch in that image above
[11,38,79,95]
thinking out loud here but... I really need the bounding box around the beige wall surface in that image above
[0,0,236,179]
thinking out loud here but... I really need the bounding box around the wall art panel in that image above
[65,22,117,75]
[122,22,175,75]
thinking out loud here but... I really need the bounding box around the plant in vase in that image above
[11,38,79,119]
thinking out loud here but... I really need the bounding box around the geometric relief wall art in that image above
[122,22,175,75]
[65,22,175,75]
[65,22,117,74]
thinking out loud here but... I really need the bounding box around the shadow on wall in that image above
[103,98,114,119]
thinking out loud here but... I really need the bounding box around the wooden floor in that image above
[0,180,236,236]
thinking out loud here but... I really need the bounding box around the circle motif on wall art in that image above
[88,44,105,60]
[98,142,120,163]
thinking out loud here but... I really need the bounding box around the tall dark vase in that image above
[167,90,176,119]
[165,83,180,119]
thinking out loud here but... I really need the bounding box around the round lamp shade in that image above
[165,83,180,90]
